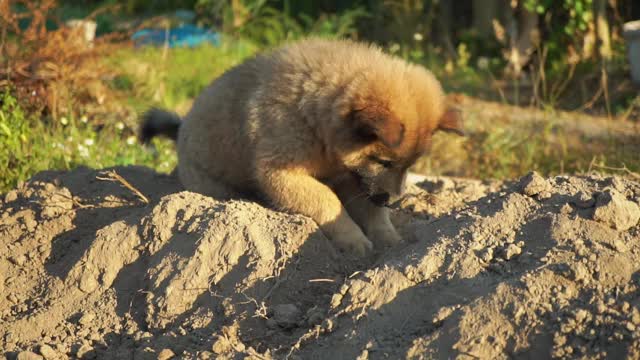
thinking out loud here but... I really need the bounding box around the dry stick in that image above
[308,278,335,283]
[96,170,150,204]
[591,163,640,180]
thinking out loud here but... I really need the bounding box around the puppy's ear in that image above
[349,108,405,148]
[437,107,464,136]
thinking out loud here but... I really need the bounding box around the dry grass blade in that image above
[591,163,640,180]
[96,170,150,204]
[308,278,335,283]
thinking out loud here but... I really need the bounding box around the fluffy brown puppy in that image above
[140,38,463,256]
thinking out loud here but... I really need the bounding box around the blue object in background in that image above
[132,24,221,48]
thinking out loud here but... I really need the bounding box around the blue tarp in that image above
[132,24,221,48]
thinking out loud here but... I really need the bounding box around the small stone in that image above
[198,351,214,360]
[520,171,552,198]
[78,312,96,326]
[574,191,596,208]
[596,301,607,314]
[613,239,628,252]
[626,322,637,332]
[265,318,278,330]
[16,351,43,360]
[554,334,567,346]
[7,293,18,303]
[157,348,175,360]
[4,190,18,203]
[560,203,573,215]
[270,304,301,329]
[10,254,27,266]
[39,344,57,359]
[593,190,640,231]
[503,244,522,260]
[622,302,630,312]
[479,247,494,262]
[575,309,589,322]
[76,344,95,359]
[305,307,325,327]
[631,310,640,325]
[211,336,232,354]
[77,273,99,293]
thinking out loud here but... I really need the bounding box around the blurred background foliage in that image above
[0,0,639,191]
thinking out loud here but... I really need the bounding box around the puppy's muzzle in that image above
[368,192,390,207]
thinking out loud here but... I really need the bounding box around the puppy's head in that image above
[333,64,463,207]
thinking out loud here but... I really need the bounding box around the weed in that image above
[0,91,176,192]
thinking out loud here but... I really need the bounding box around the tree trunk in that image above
[436,0,456,57]
[594,0,612,59]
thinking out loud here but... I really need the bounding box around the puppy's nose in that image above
[369,192,390,207]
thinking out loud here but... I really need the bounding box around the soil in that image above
[1,166,640,359]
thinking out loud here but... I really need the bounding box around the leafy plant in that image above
[0,90,177,193]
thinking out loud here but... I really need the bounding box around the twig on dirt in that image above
[239,292,269,319]
[591,163,640,180]
[308,278,335,283]
[96,170,149,204]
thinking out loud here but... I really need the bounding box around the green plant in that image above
[299,6,368,39]
[0,90,177,193]
[195,0,367,46]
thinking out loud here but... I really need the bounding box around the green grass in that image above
[0,90,177,192]
[108,38,258,112]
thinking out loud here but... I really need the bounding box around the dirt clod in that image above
[593,189,640,230]
[1,166,640,359]
[16,351,43,360]
[269,304,302,329]
[156,348,175,360]
[520,171,552,199]
[37,344,56,360]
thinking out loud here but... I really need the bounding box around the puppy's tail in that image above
[139,108,182,144]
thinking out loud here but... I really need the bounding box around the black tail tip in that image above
[138,108,181,144]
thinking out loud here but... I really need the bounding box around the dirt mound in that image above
[1,166,640,359]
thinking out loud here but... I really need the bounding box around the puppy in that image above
[140,38,463,256]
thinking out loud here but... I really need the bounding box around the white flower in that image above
[413,33,423,41]
[80,115,88,123]
[60,117,69,125]
[77,144,89,158]
[84,138,94,146]
[477,57,490,70]
[116,122,125,131]
[126,136,136,145]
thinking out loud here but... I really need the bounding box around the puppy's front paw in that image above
[367,224,402,248]
[332,228,373,257]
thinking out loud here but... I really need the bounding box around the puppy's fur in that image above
[141,38,463,256]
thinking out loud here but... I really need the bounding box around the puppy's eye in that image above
[370,157,394,168]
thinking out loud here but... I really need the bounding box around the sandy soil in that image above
[1,166,639,359]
